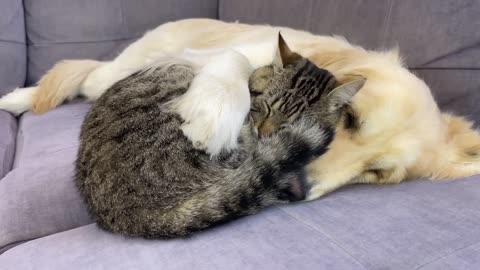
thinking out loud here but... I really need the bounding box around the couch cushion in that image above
[0,164,92,254]
[0,0,26,95]
[0,210,366,270]
[219,0,480,69]
[13,101,90,169]
[1,175,480,269]
[219,0,480,124]
[220,0,392,51]
[419,242,480,270]
[0,111,17,179]
[280,177,480,269]
[412,69,480,125]
[24,0,218,85]
[0,101,92,253]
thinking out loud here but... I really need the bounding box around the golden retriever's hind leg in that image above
[428,114,480,180]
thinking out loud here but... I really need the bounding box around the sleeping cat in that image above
[75,36,364,238]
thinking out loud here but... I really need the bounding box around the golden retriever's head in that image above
[303,46,457,199]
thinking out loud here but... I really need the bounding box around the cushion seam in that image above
[380,0,394,49]
[0,239,30,255]
[0,39,26,45]
[1,223,98,255]
[0,141,15,179]
[0,119,17,178]
[411,67,480,70]
[276,207,369,270]
[27,36,141,46]
[414,241,480,270]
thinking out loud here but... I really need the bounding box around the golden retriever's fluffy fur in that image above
[1,19,479,199]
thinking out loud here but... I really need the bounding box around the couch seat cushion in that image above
[1,176,480,269]
[13,101,90,169]
[0,209,365,270]
[0,101,92,253]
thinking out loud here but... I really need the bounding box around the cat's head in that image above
[249,33,365,136]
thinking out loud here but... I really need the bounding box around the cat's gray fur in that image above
[75,36,363,238]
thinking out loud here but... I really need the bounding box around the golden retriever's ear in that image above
[273,32,302,68]
[329,78,366,108]
[335,73,368,85]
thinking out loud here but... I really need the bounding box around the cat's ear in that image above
[273,32,302,69]
[328,78,366,109]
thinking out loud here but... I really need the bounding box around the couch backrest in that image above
[0,0,478,121]
[0,0,26,96]
[24,0,219,85]
[219,0,480,122]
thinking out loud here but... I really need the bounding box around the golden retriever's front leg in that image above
[306,168,405,200]
[306,177,353,200]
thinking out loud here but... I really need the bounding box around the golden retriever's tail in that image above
[433,113,480,179]
[32,59,102,114]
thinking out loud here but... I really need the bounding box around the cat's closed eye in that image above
[250,100,271,124]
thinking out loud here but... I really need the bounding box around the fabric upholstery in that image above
[0,165,92,253]
[220,0,392,50]
[219,0,480,68]
[1,0,480,268]
[0,0,26,96]
[219,0,480,123]
[413,69,480,125]
[24,0,218,85]
[1,177,480,269]
[13,101,90,169]
[0,102,92,252]
[0,213,364,270]
[0,111,17,179]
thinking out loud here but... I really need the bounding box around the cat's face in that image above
[249,34,365,137]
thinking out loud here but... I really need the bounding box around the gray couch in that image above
[1,1,479,269]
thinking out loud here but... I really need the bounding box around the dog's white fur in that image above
[0,86,37,115]
[1,18,479,199]
[171,49,252,155]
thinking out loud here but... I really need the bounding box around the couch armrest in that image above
[0,111,17,179]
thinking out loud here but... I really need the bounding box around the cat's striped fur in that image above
[75,37,362,238]
[250,58,339,137]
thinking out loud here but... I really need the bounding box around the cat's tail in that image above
[110,162,307,239]
[107,120,331,238]
[0,60,102,115]
[429,113,480,179]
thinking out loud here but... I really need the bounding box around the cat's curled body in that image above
[77,64,325,238]
[76,37,363,238]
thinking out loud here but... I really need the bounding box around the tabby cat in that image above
[75,35,364,238]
